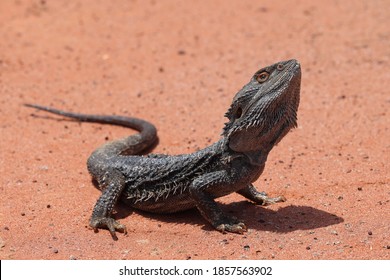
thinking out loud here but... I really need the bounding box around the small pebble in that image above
[0,237,5,248]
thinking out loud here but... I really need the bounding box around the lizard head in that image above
[223,59,301,159]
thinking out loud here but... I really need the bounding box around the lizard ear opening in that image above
[235,107,243,119]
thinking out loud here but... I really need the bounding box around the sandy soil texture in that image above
[0,0,389,259]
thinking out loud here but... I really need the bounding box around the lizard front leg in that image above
[89,169,127,240]
[189,171,247,234]
[237,184,286,206]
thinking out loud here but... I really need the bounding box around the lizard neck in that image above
[226,121,291,166]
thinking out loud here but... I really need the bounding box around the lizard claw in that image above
[214,216,247,234]
[90,217,127,240]
[217,222,247,234]
[260,195,287,206]
[253,191,287,206]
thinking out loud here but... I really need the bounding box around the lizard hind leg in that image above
[89,169,128,240]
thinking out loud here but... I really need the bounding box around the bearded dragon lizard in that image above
[25,59,301,239]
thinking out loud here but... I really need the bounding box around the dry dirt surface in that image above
[0,0,389,260]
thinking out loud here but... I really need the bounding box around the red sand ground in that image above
[0,0,389,260]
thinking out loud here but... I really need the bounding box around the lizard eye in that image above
[235,107,242,119]
[256,71,269,83]
[277,63,285,70]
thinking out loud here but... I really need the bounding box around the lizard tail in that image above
[24,103,158,157]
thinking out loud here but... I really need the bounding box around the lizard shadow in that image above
[113,200,343,234]
[222,201,344,233]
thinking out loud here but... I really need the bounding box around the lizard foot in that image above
[89,217,127,240]
[256,192,287,206]
[215,216,247,234]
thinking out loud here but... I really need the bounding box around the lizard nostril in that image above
[277,64,285,71]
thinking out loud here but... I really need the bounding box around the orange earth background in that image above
[0,0,389,260]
